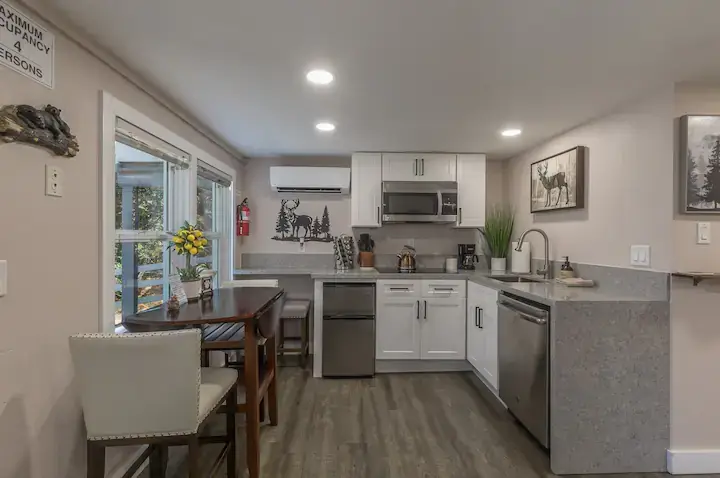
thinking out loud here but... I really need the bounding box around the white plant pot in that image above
[183,280,202,301]
[491,257,507,272]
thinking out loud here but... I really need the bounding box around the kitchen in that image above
[235,151,670,475]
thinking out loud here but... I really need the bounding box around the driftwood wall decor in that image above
[0,104,79,157]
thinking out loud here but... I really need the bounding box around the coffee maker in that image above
[458,244,480,270]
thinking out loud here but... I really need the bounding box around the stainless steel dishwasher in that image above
[322,282,376,377]
[498,292,550,448]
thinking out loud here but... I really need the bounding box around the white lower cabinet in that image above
[421,298,466,359]
[376,297,421,359]
[466,282,499,390]
[377,280,466,361]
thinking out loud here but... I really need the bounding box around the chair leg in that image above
[86,441,105,478]
[301,314,309,368]
[149,445,168,478]
[188,435,201,478]
[245,326,261,478]
[226,388,237,477]
[267,335,279,426]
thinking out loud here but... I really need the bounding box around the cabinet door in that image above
[417,154,457,182]
[420,298,466,360]
[466,297,483,370]
[376,297,421,359]
[351,153,382,227]
[479,304,498,390]
[456,154,487,228]
[382,153,421,181]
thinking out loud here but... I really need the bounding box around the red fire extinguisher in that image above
[237,198,250,236]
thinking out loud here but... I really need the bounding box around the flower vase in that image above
[182,280,202,301]
[490,257,507,273]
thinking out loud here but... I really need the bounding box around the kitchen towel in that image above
[511,241,530,274]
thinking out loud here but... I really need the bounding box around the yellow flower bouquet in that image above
[168,221,209,282]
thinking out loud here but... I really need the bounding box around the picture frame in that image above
[679,115,720,214]
[530,146,586,213]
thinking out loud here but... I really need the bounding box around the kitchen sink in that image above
[490,275,544,283]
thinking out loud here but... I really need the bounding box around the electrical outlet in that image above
[630,245,651,267]
[697,222,711,244]
[45,165,63,197]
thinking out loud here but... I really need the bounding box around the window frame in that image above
[101,92,236,332]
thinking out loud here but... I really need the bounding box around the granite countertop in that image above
[233,268,660,304]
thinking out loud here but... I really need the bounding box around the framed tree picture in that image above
[679,115,720,213]
[530,146,586,213]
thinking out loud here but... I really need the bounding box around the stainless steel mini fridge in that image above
[322,282,376,377]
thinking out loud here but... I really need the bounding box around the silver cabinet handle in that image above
[421,158,425,175]
[424,300,427,319]
[416,300,420,320]
[433,287,455,291]
[389,287,410,291]
[479,308,484,328]
[474,306,479,327]
[377,206,380,224]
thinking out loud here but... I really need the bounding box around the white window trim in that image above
[101,92,236,333]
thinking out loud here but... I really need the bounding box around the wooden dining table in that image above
[123,286,286,477]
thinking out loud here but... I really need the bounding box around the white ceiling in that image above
[52,0,720,158]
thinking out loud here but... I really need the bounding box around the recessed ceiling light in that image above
[306,69,334,85]
[501,128,522,137]
[315,122,336,132]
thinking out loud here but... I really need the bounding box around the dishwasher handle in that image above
[497,300,548,325]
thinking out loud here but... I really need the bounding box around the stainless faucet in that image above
[515,228,551,279]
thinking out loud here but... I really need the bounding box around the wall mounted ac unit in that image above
[270,166,350,194]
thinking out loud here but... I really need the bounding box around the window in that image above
[103,93,236,331]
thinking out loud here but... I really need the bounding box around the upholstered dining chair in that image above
[69,329,238,478]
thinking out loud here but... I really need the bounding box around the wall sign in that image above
[0,1,54,89]
[271,199,334,243]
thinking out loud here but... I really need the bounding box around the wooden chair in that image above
[202,281,284,478]
[69,329,238,478]
[278,299,311,367]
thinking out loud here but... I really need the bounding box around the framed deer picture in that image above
[530,146,585,213]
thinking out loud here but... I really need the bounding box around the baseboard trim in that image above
[466,368,505,408]
[375,360,471,373]
[667,449,720,474]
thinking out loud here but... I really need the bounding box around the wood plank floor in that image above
[140,367,702,478]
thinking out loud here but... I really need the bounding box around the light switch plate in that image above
[630,245,651,267]
[697,222,711,244]
[0,260,6,297]
[45,165,63,197]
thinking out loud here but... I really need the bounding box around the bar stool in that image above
[69,329,238,478]
[278,299,311,367]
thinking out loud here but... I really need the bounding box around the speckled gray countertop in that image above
[233,268,661,304]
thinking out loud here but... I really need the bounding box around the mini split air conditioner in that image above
[270,166,350,194]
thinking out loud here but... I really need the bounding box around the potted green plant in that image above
[168,221,208,300]
[480,206,515,272]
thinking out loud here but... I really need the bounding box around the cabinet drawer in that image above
[377,280,421,298]
[421,280,466,298]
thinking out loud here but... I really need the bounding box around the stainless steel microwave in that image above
[382,182,458,223]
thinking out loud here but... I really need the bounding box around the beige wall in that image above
[670,82,720,450]
[674,82,720,271]
[236,157,505,266]
[0,4,241,477]
[504,85,675,271]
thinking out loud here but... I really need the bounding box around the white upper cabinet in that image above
[351,153,382,227]
[382,153,457,182]
[456,154,487,228]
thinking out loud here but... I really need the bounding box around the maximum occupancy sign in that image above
[0,0,54,89]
